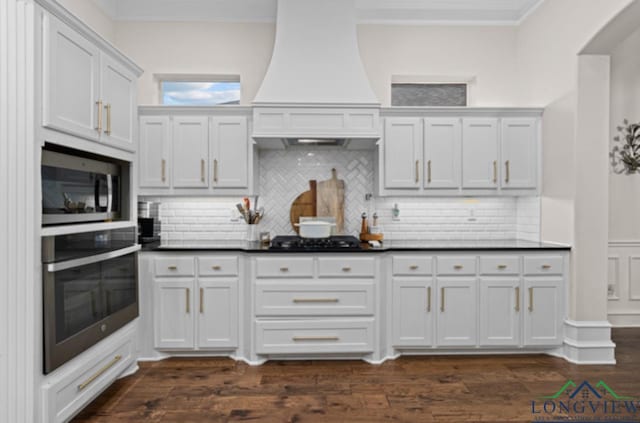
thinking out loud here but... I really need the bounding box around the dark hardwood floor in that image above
[73,329,640,422]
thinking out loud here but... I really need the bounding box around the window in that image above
[391,83,468,107]
[158,75,241,106]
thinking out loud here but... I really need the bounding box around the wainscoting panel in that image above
[608,241,640,326]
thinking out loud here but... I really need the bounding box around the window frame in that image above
[390,75,476,107]
[155,74,241,106]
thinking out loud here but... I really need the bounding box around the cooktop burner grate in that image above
[269,235,362,251]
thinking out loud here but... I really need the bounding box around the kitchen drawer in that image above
[479,256,520,275]
[524,256,564,275]
[255,319,374,354]
[317,257,375,278]
[437,256,476,275]
[392,256,433,276]
[154,256,195,277]
[42,327,135,423]
[197,256,239,276]
[255,281,374,316]
[255,257,314,278]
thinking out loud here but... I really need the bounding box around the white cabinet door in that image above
[154,279,195,349]
[424,118,461,189]
[479,278,521,346]
[392,279,434,347]
[462,118,499,189]
[139,116,171,188]
[100,54,136,151]
[501,118,538,189]
[197,278,239,349]
[523,278,563,346]
[384,118,422,189]
[436,278,477,346]
[43,15,100,141]
[210,117,248,188]
[172,116,209,188]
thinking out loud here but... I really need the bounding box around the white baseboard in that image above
[563,320,616,364]
[607,313,640,327]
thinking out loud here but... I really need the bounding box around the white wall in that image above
[114,22,520,106]
[609,25,640,240]
[56,0,116,43]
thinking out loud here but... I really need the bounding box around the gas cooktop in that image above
[269,235,362,251]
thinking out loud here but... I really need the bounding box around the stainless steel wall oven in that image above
[42,226,140,374]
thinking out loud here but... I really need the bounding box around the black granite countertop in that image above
[141,239,571,252]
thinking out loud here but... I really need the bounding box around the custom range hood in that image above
[252,0,381,149]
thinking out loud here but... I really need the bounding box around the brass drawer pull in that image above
[293,298,339,303]
[200,159,205,182]
[212,265,222,271]
[427,286,431,312]
[200,287,204,314]
[541,264,552,270]
[280,267,289,272]
[186,288,190,314]
[409,265,419,270]
[104,103,112,135]
[213,159,218,183]
[453,265,464,270]
[161,159,166,182]
[167,265,177,270]
[342,267,351,272]
[440,287,445,312]
[427,160,432,183]
[515,287,520,312]
[415,160,420,183]
[77,355,122,392]
[505,160,510,183]
[497,264,508,270]
[493,160,497,184]
[528,287,534,312]
[292,336,339,342]
[95,100,103,133]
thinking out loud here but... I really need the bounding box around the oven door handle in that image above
[45,245,141,273]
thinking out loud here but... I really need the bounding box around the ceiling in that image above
[91,0,544,25]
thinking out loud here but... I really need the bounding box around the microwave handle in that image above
[107,174,113,213]
[45,245,141,273]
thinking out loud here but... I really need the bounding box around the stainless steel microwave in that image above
[42,149,122,225]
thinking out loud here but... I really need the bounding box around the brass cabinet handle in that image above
[212,265,221,271]
[200,159,205,182]
[342,267,351,272]
[497,264,508,270]
[292,336,339,342]
[415,160,420,183]
[528,287,533,312]
[161,159,166,183]
[505,160,510,183]
[280,267,289,272]
[167,265,177,270]
[95,100,103,133]
[427,286,431,312]
[104,103,112,135]
[541,264,552,270]
[409,265,419,270]
[293,298,339,303]
[515,287,520,312]
[77,354,122,391]
[427,160,432,183]
[440,287,445,312]
[493,160,497,184]
[213,159,218,183]
[200,287,204,314]
[453,265,463,270]
[186,288,190,314]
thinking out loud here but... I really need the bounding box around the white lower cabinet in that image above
[436,278,478,346]
[524,278,564,346]
[392,279,434,347]
[479,278,521,346]
[152,255,239,351]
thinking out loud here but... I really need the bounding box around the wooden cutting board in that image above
[289,180,317,234]
[316,168,345,234]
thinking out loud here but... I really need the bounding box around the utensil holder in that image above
[246,224,259,241]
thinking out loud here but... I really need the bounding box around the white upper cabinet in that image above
[462,118,499,189]
[43,15,100,141]
[424,118,461,189]
[384,118,422,189]
[172,116,209,188]
[139,116,171,188]
[42,14,140,152]
[100,54,137,150]
[210,117,249,188]
[501,118,538,189]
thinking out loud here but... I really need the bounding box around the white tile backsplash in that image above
[146,148,540,241]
